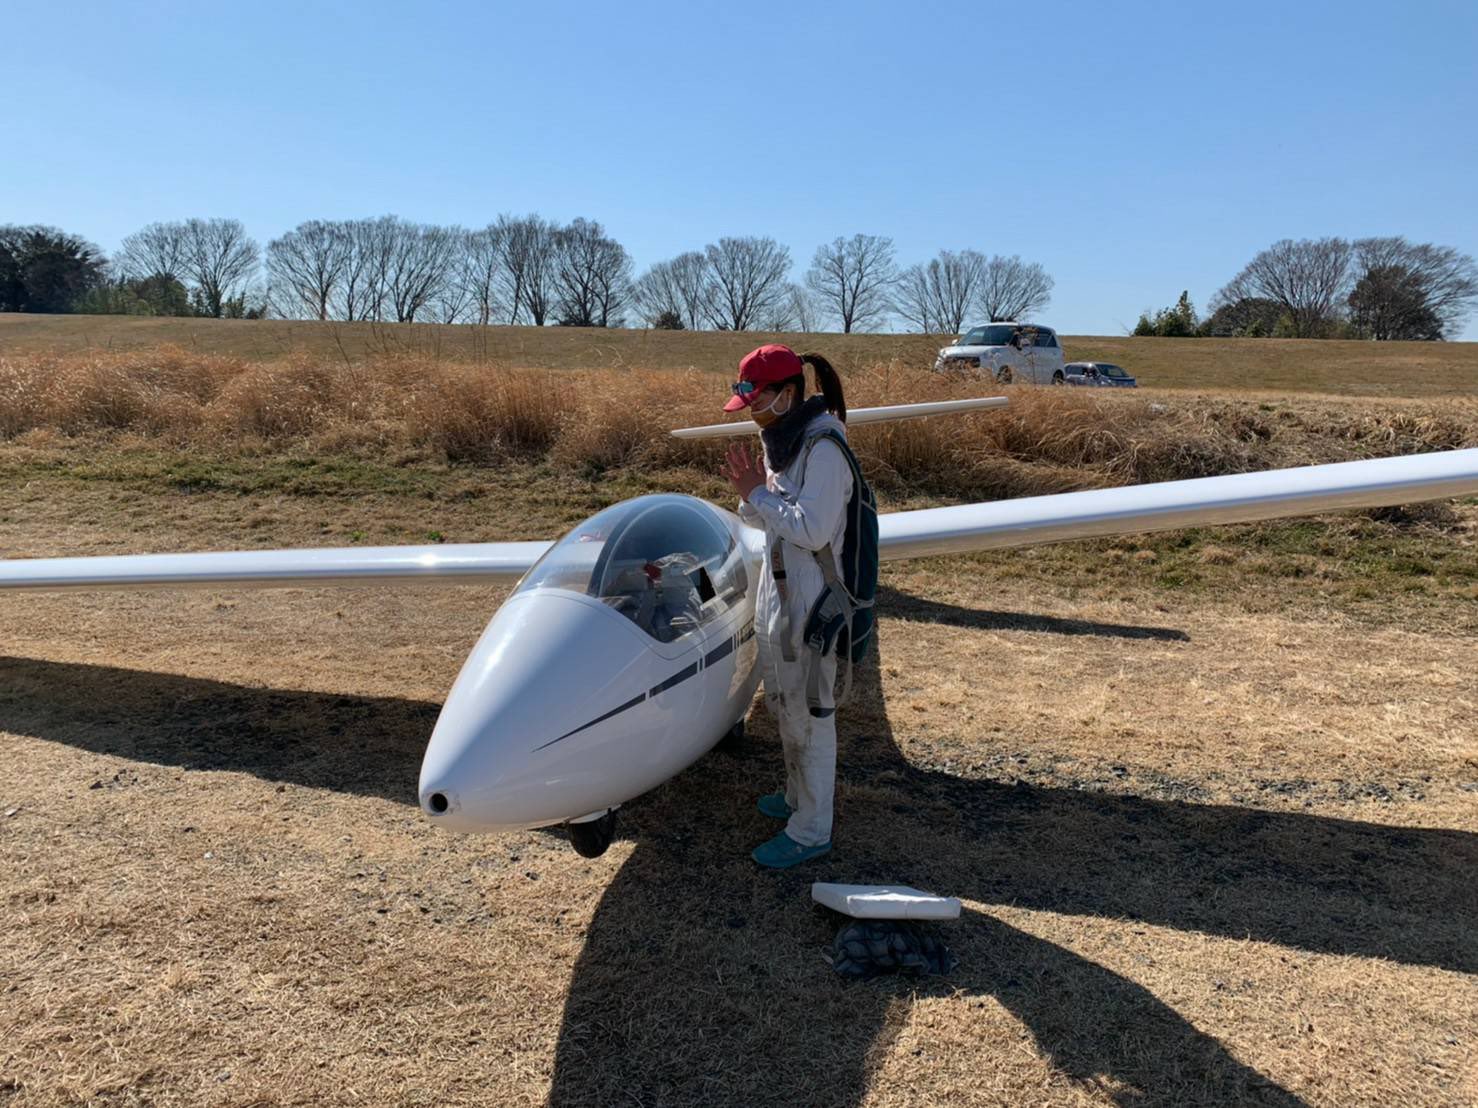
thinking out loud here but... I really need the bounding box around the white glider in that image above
[3,397,1476,858]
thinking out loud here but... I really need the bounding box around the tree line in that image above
[1135,237,1478,341]
[0,217,1054,334]
[5,218,1473,339]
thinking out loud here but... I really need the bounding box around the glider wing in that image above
[0,541,553,593]
[878,448,1478,561]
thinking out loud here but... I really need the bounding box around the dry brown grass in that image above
[4,348,1477,508]
[3,312,1477,399]
[2,480,1475,1107]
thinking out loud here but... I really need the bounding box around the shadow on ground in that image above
[5,612,1473,1105]
[876,583,1191,642]
[0,655,432,803]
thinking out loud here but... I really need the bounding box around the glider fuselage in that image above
[416,494,766,833]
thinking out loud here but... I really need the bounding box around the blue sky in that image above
[7,0,1477,336]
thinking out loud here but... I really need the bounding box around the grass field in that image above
[3,312,1476,397]
[1,340,1476,1106]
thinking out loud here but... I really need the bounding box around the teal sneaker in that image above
[756,792,793,820]
[752,830,831,869]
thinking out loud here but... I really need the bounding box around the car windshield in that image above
[1099,364,1127,377]
[515,494,747,643]
[965,325,1020,347]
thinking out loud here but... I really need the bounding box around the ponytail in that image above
[799,352,847,423]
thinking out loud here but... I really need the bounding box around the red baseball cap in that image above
[723,344,804,412]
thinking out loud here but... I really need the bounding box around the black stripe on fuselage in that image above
[704,636,735,668]
[649,661,698,697]
[533,628,740,752]
[535,691,647,750]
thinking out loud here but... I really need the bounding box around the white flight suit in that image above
[738,412,853,847]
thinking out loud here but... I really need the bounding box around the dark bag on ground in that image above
[829,919,958,979]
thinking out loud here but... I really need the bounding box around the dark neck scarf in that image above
[761,395,830,473]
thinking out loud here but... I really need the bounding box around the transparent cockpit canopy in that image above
[515,495,749,643]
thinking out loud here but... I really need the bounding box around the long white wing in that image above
[0,541,552,593]
[670,396,1008,439]
[879,448,1478,560]
[5,450,1473,592]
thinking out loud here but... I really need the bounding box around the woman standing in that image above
[720,344,852,869]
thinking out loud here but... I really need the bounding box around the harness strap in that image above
[807,541,854,712]
[772,543,795,664]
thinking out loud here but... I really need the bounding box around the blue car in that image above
[1061,362,1137,387]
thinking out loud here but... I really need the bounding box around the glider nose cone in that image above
[418,590,650,832]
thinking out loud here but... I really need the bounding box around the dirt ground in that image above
[2,470,1476,1106]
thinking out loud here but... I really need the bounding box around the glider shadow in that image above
[0,655,430,803]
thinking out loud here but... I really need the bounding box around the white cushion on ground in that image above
[811,883,961,920]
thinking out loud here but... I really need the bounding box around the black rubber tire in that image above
[569,809,618,858]
[715,718,746,754]
[995,366,1013,384]
[1052,371,1064,385]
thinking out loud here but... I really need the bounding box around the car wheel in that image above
[994,366,1013,384]
[1052,371,1064,385]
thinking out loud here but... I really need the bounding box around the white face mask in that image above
[753,388,792,417]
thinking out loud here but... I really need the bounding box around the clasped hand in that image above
[721,442,767,502]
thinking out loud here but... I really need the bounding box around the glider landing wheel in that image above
[716,718,746,754]
[569,809,618,858]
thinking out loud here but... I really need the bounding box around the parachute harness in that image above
[788,432,877,716]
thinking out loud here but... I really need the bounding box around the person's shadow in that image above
[3,590,1473,1107]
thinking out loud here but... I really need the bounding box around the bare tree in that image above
[383,219,457,323]
[759,283,821,332]
[117,222,188,282]
[176,218,261,318]
[894,250,986,333]
[633,251,708,330]
[266,220,350,320]
[459,225,506,326]
[331,217,391,322]
[553,218,632,326]
[430,272,474,325]
[976,254,1053,321]
[804,233,896,332]
[633,260,684,326]
[701,236,792,331]
[427,227,474,324]
[496,214,558,325]
[1350,237,1478,340]
[667,251,709,330]
[1216,238,1353,338]
[1348,265,1439,340]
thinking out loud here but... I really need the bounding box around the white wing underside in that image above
[1,450,1474,592]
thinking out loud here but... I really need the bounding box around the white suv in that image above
[933,323,1066,384]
